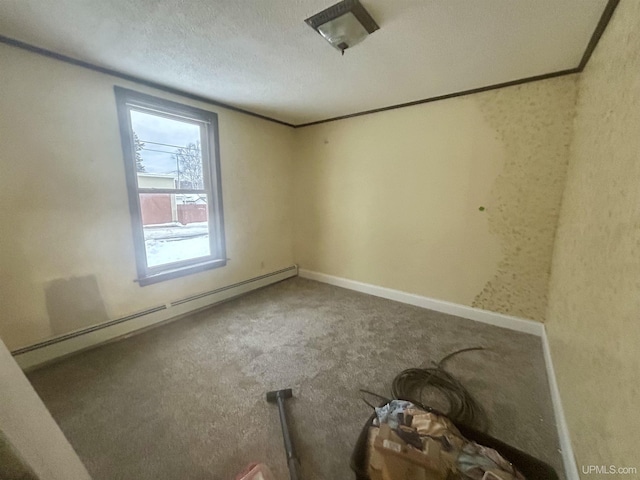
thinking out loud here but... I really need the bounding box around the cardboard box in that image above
[367,425,449,480]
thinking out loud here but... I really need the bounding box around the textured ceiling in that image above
[0,0,608,125]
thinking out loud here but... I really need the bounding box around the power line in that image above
[139,139,201,150]
[140,147,178,155]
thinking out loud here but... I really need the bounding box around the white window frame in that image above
[114,87,226,286]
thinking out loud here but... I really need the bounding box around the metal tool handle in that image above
[275,395,300,480]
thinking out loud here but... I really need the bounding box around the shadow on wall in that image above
[45,275,109,336]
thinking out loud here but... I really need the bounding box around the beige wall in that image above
[546,0,640,470]
[2,7,637,473]
[293,77,577,321]
[137,173,176,189]
[0,338,90,479]
[0,43,295,350]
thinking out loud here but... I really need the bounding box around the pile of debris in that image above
[367,400,524,480]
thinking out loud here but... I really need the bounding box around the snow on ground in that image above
[143,222,210,267]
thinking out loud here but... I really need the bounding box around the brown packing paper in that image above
[368,425,449,480]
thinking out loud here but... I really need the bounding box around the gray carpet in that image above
[27,277,564,480]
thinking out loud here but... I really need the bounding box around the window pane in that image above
[130,109,205,189]
[140,193,211,268]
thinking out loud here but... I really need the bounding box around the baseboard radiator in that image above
[12,265,298,370]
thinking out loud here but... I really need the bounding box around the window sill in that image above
[137,258,227,286]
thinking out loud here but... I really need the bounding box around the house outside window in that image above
[115,87,226,285]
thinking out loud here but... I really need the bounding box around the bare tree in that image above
[133,131,146,172]
[173,142,203,189]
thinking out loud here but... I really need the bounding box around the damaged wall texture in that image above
[294,77,577,321]
[472,78,578,321]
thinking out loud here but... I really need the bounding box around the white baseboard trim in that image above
[13,265,298,370]
[298,269,544,336]
[299,268,577,478]
[542,329,579,480]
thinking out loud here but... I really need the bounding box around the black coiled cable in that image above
[390,347,488,431]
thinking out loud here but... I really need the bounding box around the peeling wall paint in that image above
[472,77,578,321]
